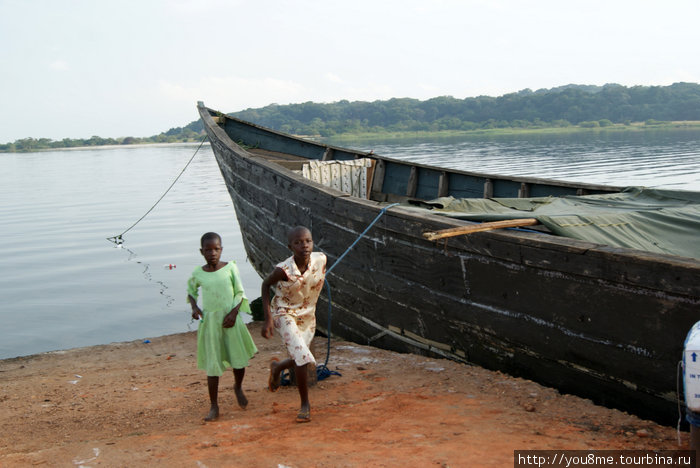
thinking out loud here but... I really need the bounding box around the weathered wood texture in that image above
[199,104,700,426]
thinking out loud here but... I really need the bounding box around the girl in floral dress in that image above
[261,226,326,423]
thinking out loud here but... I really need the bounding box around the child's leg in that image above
[205,376,220,421]
[269,358,294,392]
[295,363,311,423]
[270,314,316,392]
[233,368,248,409]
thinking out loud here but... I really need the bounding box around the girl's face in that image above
[288,229,313,262]
[200,239,222,267]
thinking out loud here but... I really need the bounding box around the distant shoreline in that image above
[4,120,700,153]
[0,140,207,154]
[38,141,206,152]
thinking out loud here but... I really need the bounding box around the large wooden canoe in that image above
[198,102,700,425]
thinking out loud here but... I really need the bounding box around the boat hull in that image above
[199,103,700,425]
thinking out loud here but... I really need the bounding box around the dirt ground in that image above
[0,322,690,467]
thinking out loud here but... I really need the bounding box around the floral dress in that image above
[187,261,258,376]
[271,252,327,366]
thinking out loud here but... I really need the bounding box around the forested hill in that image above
[3,83,700,152]
[223,82,700,136]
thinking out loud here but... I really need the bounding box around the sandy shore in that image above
[0,322,688,467]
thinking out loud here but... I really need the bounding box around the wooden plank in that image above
[518,182,530,198]
[423,218,539,241]
[322,147,334,161]
[366,159,376,199]
[270,160,306,171]
[371,159,386,194]
[484,178,493,198]
[437,171,449,197]
[406,166,418,197]
[248,148,309,162]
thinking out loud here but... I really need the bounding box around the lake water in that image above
[0,143,258,360]
[2,131,700,359]
[349,129,700,191]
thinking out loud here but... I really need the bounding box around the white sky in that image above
[1,0,699,142]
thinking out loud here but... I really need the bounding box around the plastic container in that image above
[684,321,700,466]
[684,321,700,412]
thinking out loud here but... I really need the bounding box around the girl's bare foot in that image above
[204,405,219,422]
[234,387,248,409]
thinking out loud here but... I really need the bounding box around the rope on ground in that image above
[316,202,401,381]
[106,135,209,245]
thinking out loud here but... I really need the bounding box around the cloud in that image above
[325,73,344,84]
[157,74,417,111]
[49,60,69,71]
[157,76,305,110]
[169,0,243,16]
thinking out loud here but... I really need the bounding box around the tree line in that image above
[0,125,204,152]
[2,82,699,152]
[229,82,700,136]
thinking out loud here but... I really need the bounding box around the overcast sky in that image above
[1,0,699,142]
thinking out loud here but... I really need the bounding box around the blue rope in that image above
[316,203,400,381]
[326,203,400,276]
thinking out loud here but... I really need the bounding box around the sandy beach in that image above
[0,322,689,467]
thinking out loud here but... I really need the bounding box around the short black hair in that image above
[287,226,311,243]
[200,232,222,247]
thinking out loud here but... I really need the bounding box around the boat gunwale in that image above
[198,102,624,194]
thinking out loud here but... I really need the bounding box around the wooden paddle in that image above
[423,218,539,241]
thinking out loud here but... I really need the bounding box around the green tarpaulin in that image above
[410,187,700,259]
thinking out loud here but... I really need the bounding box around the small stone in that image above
[522,403,536,412]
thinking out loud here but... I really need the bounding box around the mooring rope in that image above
[315,202,401,381]
[106,135,208,245]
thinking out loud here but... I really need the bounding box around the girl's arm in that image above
[188,294,202,320]
[261,267,288,339]
[187,275,202,320]
[223,262,246,328]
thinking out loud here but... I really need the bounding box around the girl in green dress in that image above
[187,232,258,421]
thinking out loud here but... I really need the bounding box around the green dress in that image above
[187,261,258,376]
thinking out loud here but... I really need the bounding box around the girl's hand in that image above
[222,311,237,328]
[191,305,203,320]
[262,319,274,339]
[223,306,240,328]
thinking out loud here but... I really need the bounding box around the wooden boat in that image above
[198,102,700,425]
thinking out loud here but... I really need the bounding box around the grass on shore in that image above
[323,121,700,143]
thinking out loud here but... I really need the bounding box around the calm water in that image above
[2,131,699,359]
[352,129,700,190]
[0,144,260,360]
